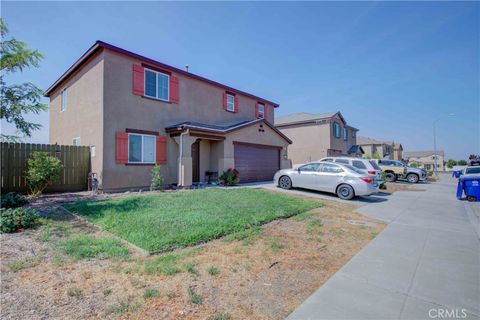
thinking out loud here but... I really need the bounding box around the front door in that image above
[191,140,200,183]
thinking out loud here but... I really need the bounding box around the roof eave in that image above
[45,40,280,107]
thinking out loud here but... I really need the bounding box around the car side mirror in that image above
[297,168,301,173]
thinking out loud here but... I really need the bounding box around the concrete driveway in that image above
[285,174,480,320]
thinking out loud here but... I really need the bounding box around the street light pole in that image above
[433,113,455,176]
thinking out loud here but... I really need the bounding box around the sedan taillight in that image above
[367,171,376,175]
[360,177,374,184]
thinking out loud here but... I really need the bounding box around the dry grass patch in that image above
[1,194,384,320]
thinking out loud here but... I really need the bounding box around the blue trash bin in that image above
[457,174,480,202]
[452,170,462,178]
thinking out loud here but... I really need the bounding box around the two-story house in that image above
[357,136,396,160]
[274,112,362,164]
[403,150,445,171]
[46,41,291,191]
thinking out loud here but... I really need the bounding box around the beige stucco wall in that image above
[277,123,330,164]
[49,50,105,184]
[100,49,279,190]
[277,117,359,165]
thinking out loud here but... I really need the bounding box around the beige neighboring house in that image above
[393,143,403,161]
[274,112,362,165]
[403,151,445,171]
[46,41,292,191]
[357,136,398,160]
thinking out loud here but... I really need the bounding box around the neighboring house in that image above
[357,136,396,160]
[274,112,362,164]
[47,41,291,191]
[403,151,445,171]
[393,143,403,161]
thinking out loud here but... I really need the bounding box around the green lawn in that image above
[64,188,321,253]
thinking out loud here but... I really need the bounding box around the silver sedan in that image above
[273,162,379,200]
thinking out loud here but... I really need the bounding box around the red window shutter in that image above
[170,76,179,104]
[115,132,128,164]
[234,96,239,113]
[255,102,259,119]
[132,64,144,96]
[156,136,167,164]
[223,93,227,110]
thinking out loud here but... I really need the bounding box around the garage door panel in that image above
[234,143,280,183]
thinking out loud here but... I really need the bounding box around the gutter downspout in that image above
[178,127,190,188]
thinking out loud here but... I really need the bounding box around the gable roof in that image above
[165,119,292,144]
[403,150,445,158]
[357,136,393,146]
[275,111,355,128]
[44,41,279,107]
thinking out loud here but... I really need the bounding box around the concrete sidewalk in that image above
[287,174,480,320]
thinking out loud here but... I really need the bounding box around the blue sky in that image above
[2,1,479,160]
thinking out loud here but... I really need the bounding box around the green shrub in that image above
[428,170,434,177]
[150,164,164,191]
[219,168,239,186]
[0,208,39,233]
[379,172,387,190]
[1,192,28,208]
[25,151,63,196]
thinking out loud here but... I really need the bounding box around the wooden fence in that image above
[1,143,90,193]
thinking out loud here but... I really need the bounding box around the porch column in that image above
[173,134,197,187]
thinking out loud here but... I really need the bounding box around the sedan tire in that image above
[337,184,355,200]
[278,175,292,190]
[406,173,419,184]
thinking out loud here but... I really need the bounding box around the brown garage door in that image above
[234,142,280,183]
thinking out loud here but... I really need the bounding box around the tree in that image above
[446,159,457,169]
[0,18,47,142]
[457,160,467,166]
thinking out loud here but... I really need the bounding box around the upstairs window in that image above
[352,130,356,138]
[61,88,67,112]
[333,123,341,138]
[226,93,235,112]
[72,137,81,146]
[144,69,170,101]
[257,103,265,119]
[343,128,348,141]
[128,133,156,164]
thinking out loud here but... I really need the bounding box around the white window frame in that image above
[343,127,348,141]
[90,145,96,157]
[72,137,81,146]
[61,87,67,112]
[127,133,156,164]
[257,103,265,119]
[144,68,170,102]
[226,93,235,112]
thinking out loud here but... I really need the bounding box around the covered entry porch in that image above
[166,120,292,187]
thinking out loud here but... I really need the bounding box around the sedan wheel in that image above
[337,184,354,200]
[278,176,292,190]
[385,172,396,182]
[406,173,419,184]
